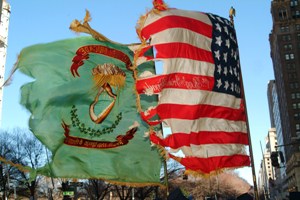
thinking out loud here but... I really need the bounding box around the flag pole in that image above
[154,126,169,198]
[163,157,169,197]
[229,7,260,200]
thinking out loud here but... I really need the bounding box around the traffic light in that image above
[271,151,280,168]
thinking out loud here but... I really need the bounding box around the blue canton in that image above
[208,13,241,98]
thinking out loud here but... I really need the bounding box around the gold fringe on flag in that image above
[0,156,31,173]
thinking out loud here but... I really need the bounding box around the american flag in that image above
[136,8,250,175]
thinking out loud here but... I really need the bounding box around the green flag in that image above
[17,36,163,186]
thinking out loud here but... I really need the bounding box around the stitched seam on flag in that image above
[136,73,214,94]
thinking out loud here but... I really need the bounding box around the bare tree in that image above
[0,130,15,199]
[0,128,47,199]
[168,170,252,199]
[84,179,111,200]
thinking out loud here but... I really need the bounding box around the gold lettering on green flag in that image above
[17,36,163,186]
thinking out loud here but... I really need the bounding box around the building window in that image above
[283,34,291,41]
[279,8,288,20]
[280,25,290,32]
[290,82,299,89]
[291,93,300,99]
[287,63,296,70]
[292,10,300,18]
[291,53,295,59]
[285,53,295,60]
[288,73,297,79]
[296,24,300,31]
[291,0,299,7]
[284,44,293,50]
[296,124,300,130]
[293,103,297,109]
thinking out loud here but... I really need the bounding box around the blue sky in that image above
[2,0,273,185]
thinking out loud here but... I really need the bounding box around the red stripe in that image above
[136,73,214,94]
[141,15,212,40]
[150,131,249,149]
[157,104,246,121]
[154,43,214,63]
[169,154,251,174]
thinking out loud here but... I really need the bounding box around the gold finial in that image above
[229,6,236,24]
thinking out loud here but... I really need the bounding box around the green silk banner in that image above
[17,36,163,186]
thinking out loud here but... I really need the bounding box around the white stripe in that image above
[144,9,212,28]
[178,144,248,157]
[156,58,215,76]
[164,118,247,134]
[151,28,212,51]
[159,89,241,108]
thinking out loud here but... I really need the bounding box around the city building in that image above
[269,0,300,193]
[0,0,10,126]
[267,80,288,198]
[258,128,278,199]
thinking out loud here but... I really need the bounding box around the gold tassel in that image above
[69,10,123,45]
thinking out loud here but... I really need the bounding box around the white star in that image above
[209,14,216,20]
[214,50,220,60]
[216,79,222,88]
[235,84,240,94]
[229,66,233,75]
[215,36,222,46]
[230,34,236,44]
[233,67,237,76]
[231,49,234,57]
[216,16,224,23]
[223,53,228,63]
[230,33,235,42]
[231,82,234,91]
[224,81,229,90]
[224,26,229,35]
[234,52,237,60]
[216,23,222,32]
[217,64,222,74]
[223,66,228,76]
[237,62,240,69]
[226,39,230,48]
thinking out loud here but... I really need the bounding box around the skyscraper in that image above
[267,80,288,197]
[269,0,300,192]
[0,0,10,126]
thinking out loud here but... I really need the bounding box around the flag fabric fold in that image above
[16,36,163,186]
[135,8,250,175]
